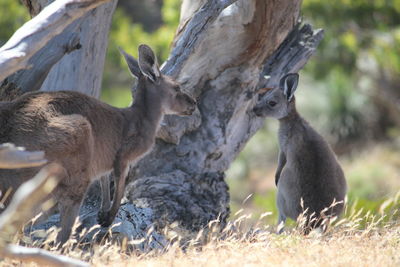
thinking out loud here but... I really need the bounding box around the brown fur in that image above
[0,45,196,244]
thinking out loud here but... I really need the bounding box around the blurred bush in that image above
[0,0,29,46]
[101,0,181,107]
[302,0,400,145]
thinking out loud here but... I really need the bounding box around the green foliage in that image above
[303,0,400,79]
[252,191,280,225]
[100,85,132,108]
[297,1,400,144]
[162,0,181,28]
[101,0,181,106]
[345,191,400,228]
[0,0,29,45]
[370,28,400,74]
[325,69,368,144]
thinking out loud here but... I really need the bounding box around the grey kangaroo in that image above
[253,73,347,233]
[0,44,196,244]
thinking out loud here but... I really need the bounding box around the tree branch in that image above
[0,0,110,82]
[157,0,241,144]
[0,144,47,169]
[0,164,87,266]
[0,149,88,266]
[258,23,324,88]
[0,164,61,242]
[0,29,81,101]
[0,245,89,267]
[162,0,239,77]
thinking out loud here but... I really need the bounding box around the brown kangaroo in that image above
[0,44,196,244]
[253,73,347,233]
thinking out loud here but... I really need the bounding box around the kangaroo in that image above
[0,44,196,244]
[253,73,347,233]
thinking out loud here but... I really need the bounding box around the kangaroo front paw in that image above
[97,210,113,227]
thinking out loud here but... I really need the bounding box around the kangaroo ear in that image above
[138,44,161,83]
[280,73,299,102]
[118,47,141,78]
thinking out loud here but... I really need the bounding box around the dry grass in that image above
[98,226,399,267]
[2,193,399,267]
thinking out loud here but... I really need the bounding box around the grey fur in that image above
[254,73,347,233]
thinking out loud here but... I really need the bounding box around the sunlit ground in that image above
[4,192,399,266]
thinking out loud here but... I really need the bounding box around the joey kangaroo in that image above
[253,73,347,233]
[0,44,196,244]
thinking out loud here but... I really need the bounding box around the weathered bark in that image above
[0,0,112,83]
[17,0,118,98]
[0,143,46,169]
[39,1,118,97]
[0,30,81,101]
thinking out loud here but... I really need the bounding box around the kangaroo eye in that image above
[268,100,277,107]
[174,86,180,92]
